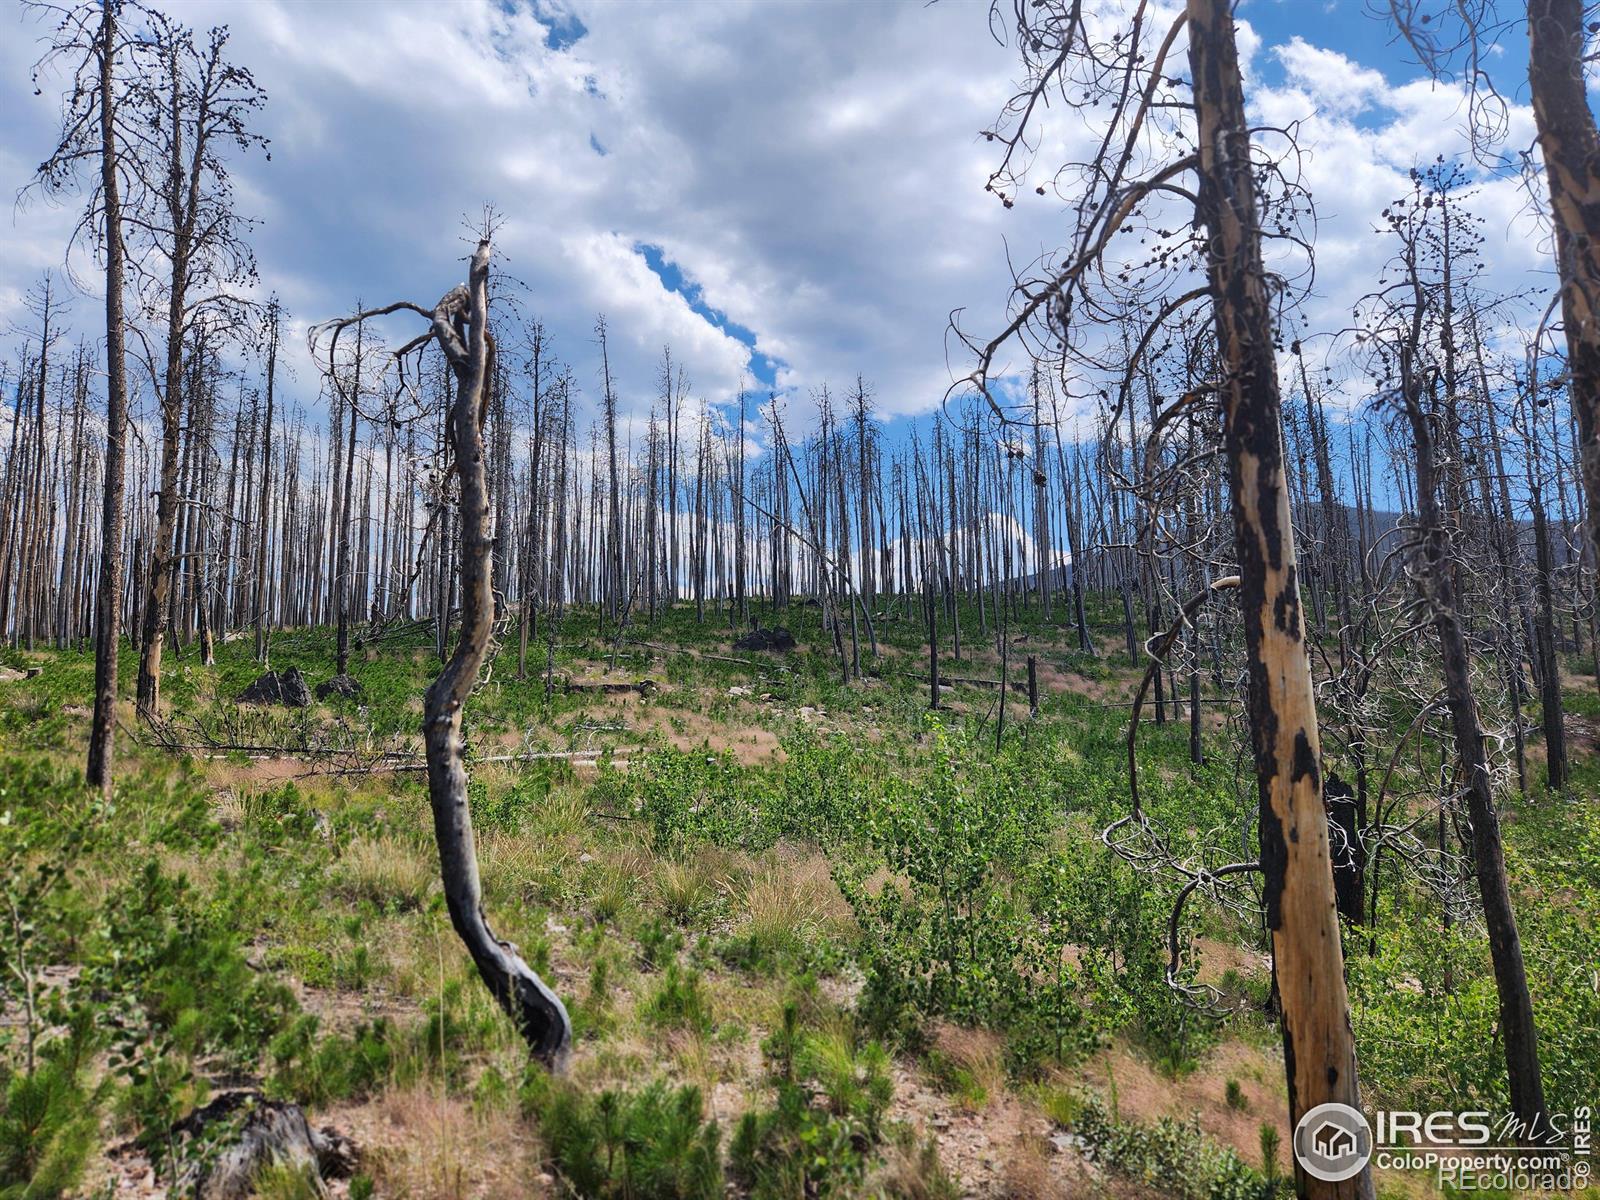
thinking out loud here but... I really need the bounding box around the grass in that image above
[0,595,1594,1199]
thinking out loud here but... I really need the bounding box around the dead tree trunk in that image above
[87,0,131,795]
[315,239,571,1067]
[1403,375,1549,1135]
[255,299,279,664]
[1187,3,1373,1194]
[1529,0,1600,563]
[426,246,569,1065]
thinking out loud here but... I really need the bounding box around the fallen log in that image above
[624,639,767,668]
[309,749,641,777]
[563,677,660,697]
[897,670,1008,690]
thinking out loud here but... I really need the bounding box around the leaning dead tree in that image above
[309,236,571,1067]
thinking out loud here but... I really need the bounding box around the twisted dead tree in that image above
[310,237,571,1068]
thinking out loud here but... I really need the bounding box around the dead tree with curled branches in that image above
[961,3,1372,1194]
[1347,173,1549,1136]
[1380,0,1600,563]
[309,236,572,1068]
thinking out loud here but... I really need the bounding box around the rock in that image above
[171,1091,356,1199]
[727,685,752,697]
[733,626,796,652]
[238,666,311,708]
[1050,1131,1086,1154]
[314,673,363,701]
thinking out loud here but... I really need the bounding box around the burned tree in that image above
[310,236,571,1067]
[1344,168,1549,1134]
[132,15,266,717]
[962,3,1373,1192]
[29,0,141,795]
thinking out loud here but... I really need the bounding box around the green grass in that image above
[0,593,1594,1197]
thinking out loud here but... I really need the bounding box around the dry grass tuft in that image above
[929,1022,1007,1112]
[358,1084,542,1200]
[530,787,590,840]
[338,835,435,910]
[1000,1133,1081,1199]
[872,1133,962,1200]
[654,847,737,922]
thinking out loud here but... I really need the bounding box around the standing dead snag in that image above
[966,2,1373,1193]
[311,239,572,1067]
[1187,4,1370,1192]
[1528,0,1600,563]
[29,0,137,794]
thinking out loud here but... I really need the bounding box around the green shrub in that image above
[1072,1095,1282,1200]
[731,1004,892,1200]
[0,1051,97,1200]
[524,1076,722,1199]
[268,1016,395,1106]
[642,963,713,1034]
[838,723,1049,1041]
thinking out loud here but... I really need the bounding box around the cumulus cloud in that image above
[0,0,1569,442]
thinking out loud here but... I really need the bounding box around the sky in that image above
[0,0,1568,445]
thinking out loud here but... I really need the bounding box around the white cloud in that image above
[1273,37,1388,114]
[0,0,1569,448]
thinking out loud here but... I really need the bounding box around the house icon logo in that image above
[1293,1102,1373,1182]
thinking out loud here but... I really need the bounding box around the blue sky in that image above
[0,0,1568,448]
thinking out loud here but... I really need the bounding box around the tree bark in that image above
[419,240,571,1067]
[1529,0,1600,563]
[1187,3,1373,1195]
[87,0,130,796]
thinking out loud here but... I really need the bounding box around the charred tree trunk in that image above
[1403,376,1548,1136]
[1529,0,1600,564]
[417,241,570,1066]
[87,0,130,795]
[1187,3,1373,1195]
[255,299,279,664]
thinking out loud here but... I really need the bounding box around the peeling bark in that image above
[419,240,572,1067]
[1187,2,1373,1196]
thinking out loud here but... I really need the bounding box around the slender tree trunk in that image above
[334,318,362,676]
[412,242,570,1066]
[1187,4,1373,1195]
[255,300,279,663]
[1404,382,1548,1136]
[87,0,130,795]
